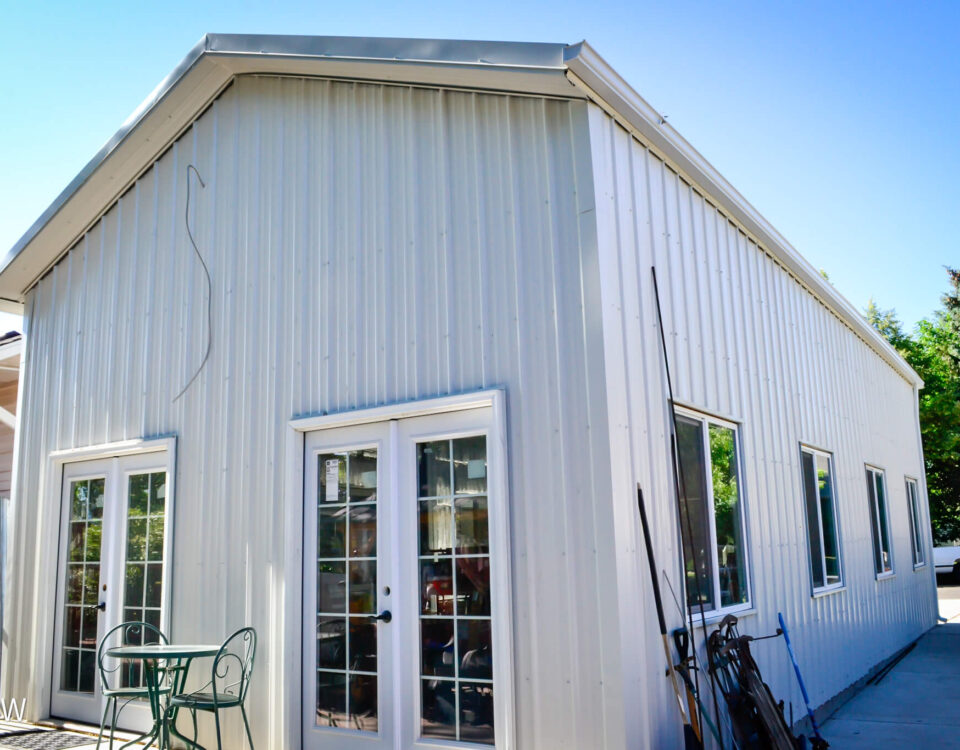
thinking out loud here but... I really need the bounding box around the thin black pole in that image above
[652,265,725,750]
[637,486,702,749]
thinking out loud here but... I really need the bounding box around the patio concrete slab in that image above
[821,585,960,749]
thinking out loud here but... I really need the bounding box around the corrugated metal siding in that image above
[3,78,625,750]
[588,104,938,749]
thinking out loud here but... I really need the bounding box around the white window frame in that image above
[673,405,752,619]
[799,445,844,595]
[286,390,515,750]
[865,465,894,579]
[905,477,925,569]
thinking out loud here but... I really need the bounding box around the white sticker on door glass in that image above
[325,459,341,504]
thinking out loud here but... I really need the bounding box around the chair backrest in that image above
[97,621,168,692]
[211,627,257,705]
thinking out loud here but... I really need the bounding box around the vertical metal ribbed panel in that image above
[588,104,937,749]
[2,78,624,749]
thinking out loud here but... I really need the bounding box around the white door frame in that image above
[45,436,177,725]
[285,390,514,750]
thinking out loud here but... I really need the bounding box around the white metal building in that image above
[0,35,936,749]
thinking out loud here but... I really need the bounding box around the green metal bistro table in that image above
[106,643,220,750]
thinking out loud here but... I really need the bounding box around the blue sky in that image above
[1,0,957,334]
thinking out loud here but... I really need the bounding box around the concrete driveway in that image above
[822,583,960,749]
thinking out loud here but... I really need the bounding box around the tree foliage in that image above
[866,268,960,543]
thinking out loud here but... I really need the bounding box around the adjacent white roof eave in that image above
[563,41,922,388]
[0,34,578,307]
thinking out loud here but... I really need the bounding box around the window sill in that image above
[687,605,756,629]
[812,585,846,599]
[876,572,896,582]
[914,563,927,571]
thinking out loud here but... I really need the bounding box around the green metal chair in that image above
[96,620,170,749]
[168,627,257,749]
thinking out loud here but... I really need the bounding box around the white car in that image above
[934,545,960,579]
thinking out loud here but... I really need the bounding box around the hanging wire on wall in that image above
[173,164,212,403]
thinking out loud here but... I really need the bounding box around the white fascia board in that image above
[563,41,922,388]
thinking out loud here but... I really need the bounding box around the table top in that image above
[106,644,220,659]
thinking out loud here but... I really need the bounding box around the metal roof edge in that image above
[563,41,923,388]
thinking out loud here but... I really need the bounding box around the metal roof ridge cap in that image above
[0,33,214,277]
[565,41,923,387]
[202,33,569,68]
[205,48,567,71]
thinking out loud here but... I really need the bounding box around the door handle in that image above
[86,602,106,612]
[367,610,392,623]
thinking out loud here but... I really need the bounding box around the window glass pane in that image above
[421,619,456,677]
[866,471,883,574]
[457,619,493,680]
[907,480,923,565]
[709,423,747,607]
[802,451,824,589]
[317,618,346,669]
[316,671,347,728]
[455,497,489,554]
[348,506,377,558]
[418,441,451,497]
[459,682,495,745]
[349,674,378,732]
[422,680,457,740]
[349,617,378,673]
[318,507,346,559]
[817,454,841,585]
[420,558,454,616]
[348,450,377,503]
[876,473,892,572]
[456,557,490,616]
[453,436,487,495]
[675,416,714,610]
[420,500,453,556]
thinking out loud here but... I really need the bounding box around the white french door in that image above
[302,405,508,750]
[302,422,395,750]
[50,449,174,727]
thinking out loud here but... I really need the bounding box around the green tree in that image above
[866,269,960,543]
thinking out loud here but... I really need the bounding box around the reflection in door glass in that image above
[315,449,378,732]
[418,435,494,745]
[121,472,168,687]
[61,478,105,693]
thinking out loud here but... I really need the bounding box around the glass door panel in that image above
[417,436,494,746]
[303,423,393,750]
[51,450,173,726]
[52,460,112,724]
[60,477,106,694]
